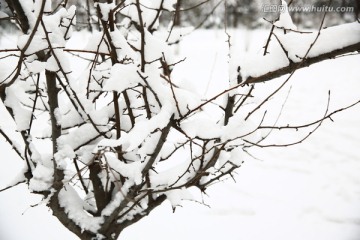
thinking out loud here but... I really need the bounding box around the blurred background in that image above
[0,0,359,32]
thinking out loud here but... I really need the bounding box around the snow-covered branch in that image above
[241,22,360,84]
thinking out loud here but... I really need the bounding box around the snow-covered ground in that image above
[1,29,360,240]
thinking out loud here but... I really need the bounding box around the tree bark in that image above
[174,0,182,26]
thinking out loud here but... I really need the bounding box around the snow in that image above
[54,144,76,169]
[110,29,138,61]
[26,59,47,74]
[101,192,126,217]
[57,123,101,150]
[149,158,196,189]
[164,188,194,209]
[180,113,223,139]
[1,165,27,190]
[106,152,144,185]
[82,31,111,54]
[1,26,360,240]
[18,0,36,30]
[103,64,143,92]
[4,81,32,131]
[120,2,152,27]
[240,22,360,79]
[17,4,76,55]
[118,0,174,30]
[144,29,171,62]
[29,164,54,192]
[45,49,71,73]
[17,34,48,55]
[122,29,360,240]
[106,102,174,152]
[162,0,177,11]
[58,184,103,233]
[277,22,360,60]
[166,26,194,44]
[274,0,297,31]
[221,112,259,142]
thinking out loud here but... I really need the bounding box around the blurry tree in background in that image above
[2,0,357,30]
[0,0,359,239]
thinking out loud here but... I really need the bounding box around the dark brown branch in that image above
[263,25,275,56]
[0,179,26,192]
[112,195,166,238]
[89,160,111,215]
[0,128,24,160]
[273,33,293,63]
[0,49,20,53]
[113,91,123,159]
[245,91,332,148]
[63,48,111,56]
[245,73,291,121]
[73,158,89,194]
[41,21,108,137]
[96,2,118,64]
[135,0,146,72]
[180,83,242,121]
[142,118,173,175]
[143,87,152,118]
[4,0,30,33]
[147,0,164,32]
[255,87,292,145]
[224,95,235,125]
[28,74,41,129]
[86,0,93,32]
[245,11,334,120]
[246,3,343,85]
[0,0,46,88]
[47,189,97,240]
[260,98,360,130]
[123,91,135,127]
[45,71,61,156]
[245,42,360,85]
[234,85,254,113]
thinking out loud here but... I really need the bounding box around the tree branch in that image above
[245,42,360,84]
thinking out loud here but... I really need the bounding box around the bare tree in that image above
[0,0,359,239]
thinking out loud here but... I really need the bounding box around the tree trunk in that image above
[174,0,182,26]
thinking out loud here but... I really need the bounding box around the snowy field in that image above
[1,29,360,240]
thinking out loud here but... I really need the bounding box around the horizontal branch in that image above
[0,48,19,53]
[63,48,110,56]
[244,42,360,84]
[259,98,360,130]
